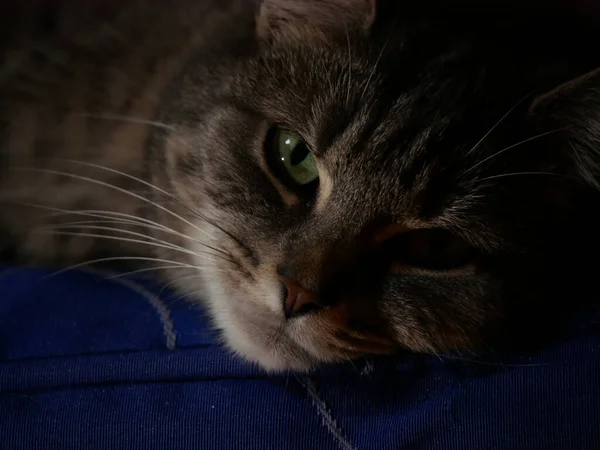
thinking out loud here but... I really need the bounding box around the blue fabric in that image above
[1,266,599,449]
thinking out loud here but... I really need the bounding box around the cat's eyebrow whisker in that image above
[344,22,352,108]
[465,93,532,157]
[462,128,568,176]
[13,166,219,242]
[74,113,177,131]
[477,171,575,183]
[359,32,391,104]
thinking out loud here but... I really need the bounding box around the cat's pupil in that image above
[290,144,310,166]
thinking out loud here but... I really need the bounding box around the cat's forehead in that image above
[248,34,485,149]
[219,28,529,228]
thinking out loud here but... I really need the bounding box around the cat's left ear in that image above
[257,0,377,41]
[527,67,600,189]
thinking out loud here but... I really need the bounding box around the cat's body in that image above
[1,0,600,371]
[0,1,234,262]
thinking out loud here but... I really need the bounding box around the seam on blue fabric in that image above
[111,277,177,350]
[85,269,177,349]
[299,376,358,450]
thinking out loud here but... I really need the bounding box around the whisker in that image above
[461,128,566,176]
[60,159,206,220]
[465,93,532,157]
[171,282,230,303]
[13,167,219,242]
[36,205,231,258]
[36,229,222,263]
[359,32,390,103]
[105,265,194,280]
[462,128,568,176]
[478,171,575,183]
[344,22,352,108]
[341,350,360,374]
[51,216,236,263]
[39,223,230,261]
[75,113,176,131]
[44,160,252,257]
[156,272,207,298]
[168,289,201,302]
[42,256,202,280]
[16,202,231,258]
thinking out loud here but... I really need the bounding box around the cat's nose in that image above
[279,275,320,319]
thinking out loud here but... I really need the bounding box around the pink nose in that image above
[279,276,320,319]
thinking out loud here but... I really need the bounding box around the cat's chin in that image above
[192,270,355,372]
[228,331,320,373]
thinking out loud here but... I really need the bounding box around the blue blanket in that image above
[1,266,599,449]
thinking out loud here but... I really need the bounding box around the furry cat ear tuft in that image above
[257,0,377,41]
[527,67,600,190]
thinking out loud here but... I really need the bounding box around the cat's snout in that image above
[279,275,321,320]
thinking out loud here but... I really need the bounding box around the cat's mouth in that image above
[197,223,489,371]
[260,320,398,371]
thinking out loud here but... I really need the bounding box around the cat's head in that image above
[152,0,600,371]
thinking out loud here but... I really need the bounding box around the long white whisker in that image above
[75,113,176,131]
[465,93,532,157]
[478,171,574,183]
[43,256,202,280]
[37,229,220,262]
[39,223,225,260]
[44,218,156,230]
[44,207,211,247]
[53,159,244,249]
[156,272,208,298]
[55,211,232,260]
[60,159,203,219]
[174,289,210,302]
[105,265,193,280]
[21,203,231,259]
[360,37,389,103]
[14,167,218,242]
[463,128,567,176]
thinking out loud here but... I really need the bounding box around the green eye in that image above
[272,127,319,185]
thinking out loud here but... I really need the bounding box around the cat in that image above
[1,0,600,372]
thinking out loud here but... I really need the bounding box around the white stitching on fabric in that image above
[298,376,358,450]
[85,269,177,350]
[114,277,177,350]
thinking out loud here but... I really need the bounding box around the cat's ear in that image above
[257,0,377,41]
[527,67,600,189]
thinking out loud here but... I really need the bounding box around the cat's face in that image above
[153,0,600,371]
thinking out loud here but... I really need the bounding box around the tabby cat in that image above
[1,0,599,371]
